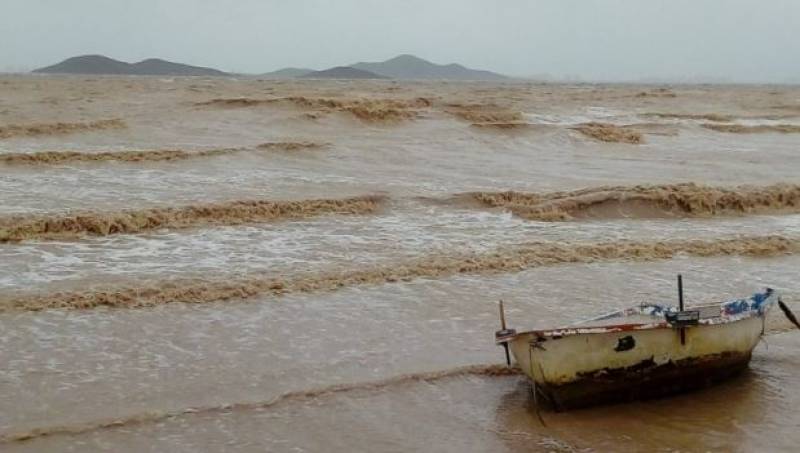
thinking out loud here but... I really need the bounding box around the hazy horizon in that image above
[2,0,799,83]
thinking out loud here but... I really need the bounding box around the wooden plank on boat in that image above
[697,305,722,319]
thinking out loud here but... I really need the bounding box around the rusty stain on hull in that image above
[538,351,752,410]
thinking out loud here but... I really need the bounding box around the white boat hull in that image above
[508,307,767,410]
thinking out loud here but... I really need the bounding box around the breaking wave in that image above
[0,364,518,444]
[469,183,800,221]
[572,122,644,144]
[0,142,329,165]
[2,235,795,312]
[445,103,524,124]
[643,112,733,122]
[702,124,800,134]
[0,119,126,139]
[619,122,679,137]
[196,96,431,123]
[195,98,276,108]
[0,147,242,164]
[0,195,385,242]
[469,122,533,131]
[340,104,416,123]
[256,141,328,151]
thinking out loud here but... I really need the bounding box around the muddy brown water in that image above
[1,76,800,452]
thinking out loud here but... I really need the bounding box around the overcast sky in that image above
[1,0,798,82]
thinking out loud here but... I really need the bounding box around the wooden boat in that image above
[495,277,789,411]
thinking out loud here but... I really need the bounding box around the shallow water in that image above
[2,256,800,451]
[1,76,800,451]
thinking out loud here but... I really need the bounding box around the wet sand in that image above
[1,75,800,451]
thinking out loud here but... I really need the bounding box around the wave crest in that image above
[0,119,126,139]
[196,96,431,123]
[2,235,795,312]
[702,124,800,134]
[470,183,800,221]
[572,122,644,144]
[0,195,385,242]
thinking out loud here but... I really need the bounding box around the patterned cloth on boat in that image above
[722,288,774,316]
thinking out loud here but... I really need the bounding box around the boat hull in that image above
[537,350,751,410]
[509,314,765,410]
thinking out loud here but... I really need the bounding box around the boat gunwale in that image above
[496,303,769,343]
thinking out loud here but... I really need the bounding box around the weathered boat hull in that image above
[534,350,751,410]
[508,314,765,410]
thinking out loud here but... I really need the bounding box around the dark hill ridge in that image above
[128,58,227,76]
[33,55,228,76]
[299,66,388,80]
[33,55,131,75]
[351,54,506,81]
[34,53,508,80]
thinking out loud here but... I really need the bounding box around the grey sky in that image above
[2,0,798,82]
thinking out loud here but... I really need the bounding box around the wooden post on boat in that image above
[499,300,511,366]
[678,274,686,345]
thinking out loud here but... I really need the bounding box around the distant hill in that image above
[351,54,506,81]
[32,53,508,80]
[261,67,315,79]
[33,55,131,75]
[33,55,228,76]
[299,66,389,80]
[129,58,227,76]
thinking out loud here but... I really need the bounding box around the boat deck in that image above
[572,313,663,328]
